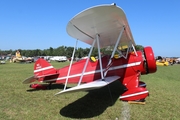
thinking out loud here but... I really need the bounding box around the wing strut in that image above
[77,38,96,86]
[64,39,78,90]
[96,34,104,80]
[117,41,138,59]
[131,42,138,56]
[104,26,125,77]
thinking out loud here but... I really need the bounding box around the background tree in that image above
[49,47,54,56]
[135,45,144,51]
[0,44,145,58]
[66,47,74,58]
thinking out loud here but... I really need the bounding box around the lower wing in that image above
[55,76,120,96]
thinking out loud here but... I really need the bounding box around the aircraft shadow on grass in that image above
[59,81,126,119]
[26,84,69,92]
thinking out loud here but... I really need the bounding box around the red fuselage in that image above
[40,47,156,86]
[32,46,156,101]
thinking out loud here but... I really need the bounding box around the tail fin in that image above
[34,58,58,78]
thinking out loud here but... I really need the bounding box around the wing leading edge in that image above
[55,76,120,96]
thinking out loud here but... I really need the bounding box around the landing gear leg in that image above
[47,83,52,89]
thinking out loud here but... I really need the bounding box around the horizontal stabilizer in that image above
[55,76,120,96]
[22,76,37,84]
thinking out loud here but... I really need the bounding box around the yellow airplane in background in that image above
[156,56,169,66]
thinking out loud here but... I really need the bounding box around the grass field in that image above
[0,61,180,120]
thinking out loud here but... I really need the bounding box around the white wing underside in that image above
[66,4,135,48]
[55,76,120,95]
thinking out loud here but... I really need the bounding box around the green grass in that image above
[0,61,180,120]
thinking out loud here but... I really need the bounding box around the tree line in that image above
[0,45,144,58]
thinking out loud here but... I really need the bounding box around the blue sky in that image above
[0,0,180,57]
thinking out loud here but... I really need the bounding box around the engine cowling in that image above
[143,46,157,74]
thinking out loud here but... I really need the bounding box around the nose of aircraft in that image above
[143,46,157,74]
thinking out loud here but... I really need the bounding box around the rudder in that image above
[34,58,57,77]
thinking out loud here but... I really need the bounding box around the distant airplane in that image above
[12,50,32,63]
[156,56,169,66]
[23,3,157,103]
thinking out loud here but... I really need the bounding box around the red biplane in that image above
[23,3,157,102]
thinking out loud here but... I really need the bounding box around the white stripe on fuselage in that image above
[119,91,149,99]
[41,61,141,82]
[34,66,53,73]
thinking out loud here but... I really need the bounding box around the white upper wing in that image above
[66,4,135,48]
